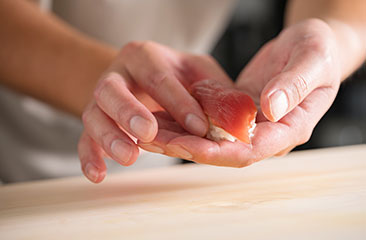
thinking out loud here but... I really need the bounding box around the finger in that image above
[82,102,139,166]
[122,42,209,137]
[166,86,337,166]
[139,129,183,157]
[182,54,234,87]
[154,111,187,133]
[166,135,256,167]
[78,131,106,183]
[236,40,277,100]
[138,112,188,156]
[94,72,158,142]
[253,86,338,159]
[260,42,337,122]
[164,121,293,167]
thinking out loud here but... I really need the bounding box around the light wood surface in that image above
[1,145,365,240]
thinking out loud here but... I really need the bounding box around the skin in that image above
[1,0,365,183]
[0,0,232,183]
[139,1,366,169]
[84,0,366,182]
[79,42,234,182]
[150,19,350,167]
[0,0,116,116]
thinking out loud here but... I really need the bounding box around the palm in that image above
[236,20,340,156]
[140,20,340,166]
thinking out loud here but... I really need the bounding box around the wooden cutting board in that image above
[1,145,366,240]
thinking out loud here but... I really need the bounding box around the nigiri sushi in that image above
[191,79,257,144]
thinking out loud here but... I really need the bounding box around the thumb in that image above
[260,45,336,122]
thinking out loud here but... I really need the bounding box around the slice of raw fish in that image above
[191,79,257,144]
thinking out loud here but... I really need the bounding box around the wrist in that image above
[314,18,365,81]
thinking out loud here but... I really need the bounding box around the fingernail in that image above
[111,139,133,164]
[139,143,164,154]
[85,163,99,182]
[269,90,288,121]
[167,144,192,159]
[185,113,207,136]
[130,115,155,142]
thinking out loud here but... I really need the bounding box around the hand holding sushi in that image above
[78,1,366,182]
[141,18,365,167]
[234,14,366,157]
[235,19,344,157]
[78,41,234,182]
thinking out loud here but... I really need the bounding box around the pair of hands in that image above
[78,19,341,183]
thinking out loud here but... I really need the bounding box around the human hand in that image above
[236,19,341,156]
[144,19,341,167]
[77,41,232,183]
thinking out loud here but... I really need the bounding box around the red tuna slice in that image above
[191,79,257,144]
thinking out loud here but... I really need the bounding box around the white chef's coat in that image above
[0,0,236,183]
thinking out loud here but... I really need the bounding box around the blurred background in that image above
[211,0,366,151]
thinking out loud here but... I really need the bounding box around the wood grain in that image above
[1,145,366,240]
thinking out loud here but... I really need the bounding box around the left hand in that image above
[141,19,342,167]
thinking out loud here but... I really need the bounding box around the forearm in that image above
[0,0,117,116]
[285,0,366,80]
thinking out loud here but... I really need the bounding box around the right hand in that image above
[78,41,232,183]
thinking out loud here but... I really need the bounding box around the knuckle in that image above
[81,112,89,125]
[121,41,144,53]
[81,103,99,126]
[94,72,120,102]
[93,85,103,103]
[147,72,172,91]
[139,40,156,50]
[100,131,116,152]
[115,105,129,125]
[292,73,309,102]
[302,18,328,28]
[81,107,93,125]
[122,40,157,54]
[301,35,332,60]
[309,41,329,58]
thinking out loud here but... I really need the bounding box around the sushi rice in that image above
[206,118,256,143]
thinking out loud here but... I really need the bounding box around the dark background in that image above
[211,0,366,151]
